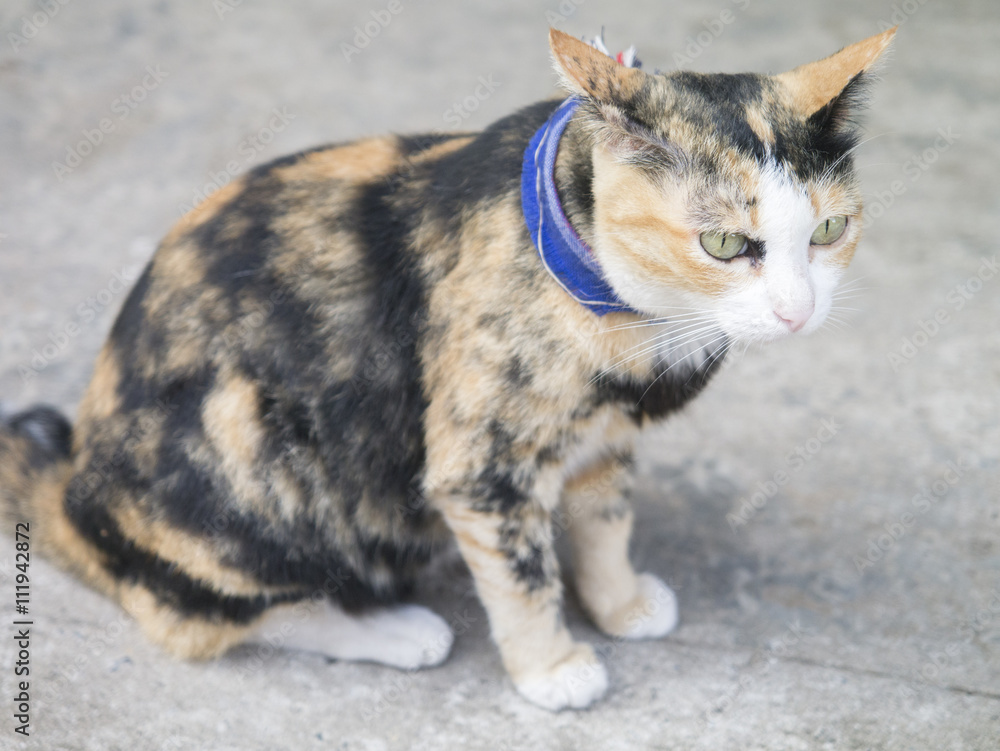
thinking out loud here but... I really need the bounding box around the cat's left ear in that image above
[776,27,897,125]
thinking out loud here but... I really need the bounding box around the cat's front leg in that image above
[436,496,607,711]
[563,452,679,640]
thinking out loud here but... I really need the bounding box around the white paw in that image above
[362,604,455,669]
[259,602,454,670]
[618,573,679,640]
[514,645,608,711]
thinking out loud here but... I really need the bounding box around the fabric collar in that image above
[520,97,635,316]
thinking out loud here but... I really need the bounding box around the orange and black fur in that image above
[0,28,894,709]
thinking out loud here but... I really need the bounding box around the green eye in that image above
[700,231,749,260]
[810,216,848,246]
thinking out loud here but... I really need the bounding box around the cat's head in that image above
[549,27,896,343]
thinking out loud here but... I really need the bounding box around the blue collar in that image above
[520,98,636,316]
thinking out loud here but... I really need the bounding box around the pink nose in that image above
[774,305,814,333]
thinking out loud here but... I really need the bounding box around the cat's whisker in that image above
[636,331,729,404]
[831,280,870,306]
[618,318,722,351]
[699,338,732,376]
[678,344,730,384]
[599,312,717,334]
[660,332,728,374]
[832,280,869,296]
[633,331,727,384]
[597,324,722,377]
[831,292,866,303]
[851,161,899,172]
[606,309,715,325]
[642,337,719,376]
[829,303,862,319]
[591,322,724,384]
[817,132,893,184]
[836,274,869,288]
[833,283,869,297]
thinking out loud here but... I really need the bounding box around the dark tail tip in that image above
[5,405,73,460]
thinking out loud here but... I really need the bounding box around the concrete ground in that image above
[1,0,998,749]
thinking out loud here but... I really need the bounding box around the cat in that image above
[0,26,895,711]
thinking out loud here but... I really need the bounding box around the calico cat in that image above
[0,27,895,710]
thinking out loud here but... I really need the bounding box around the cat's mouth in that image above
[715,303,829,345]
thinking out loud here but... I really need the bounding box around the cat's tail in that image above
[0,405,77,557]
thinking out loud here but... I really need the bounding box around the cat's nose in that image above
[774,303,814,333]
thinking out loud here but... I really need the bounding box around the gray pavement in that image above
[1,1,998,749]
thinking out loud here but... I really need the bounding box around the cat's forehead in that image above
[638,71,840,183]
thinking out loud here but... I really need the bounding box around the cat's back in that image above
[72,100,569,487]
[95,99,564,399]
[65,131,492,581]
[99,133,469,391]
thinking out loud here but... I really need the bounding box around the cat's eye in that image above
[700,231,749,260]
[810,216,848,246]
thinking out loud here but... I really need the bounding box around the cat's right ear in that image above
[548,28,646,105]
[548,28,672,162]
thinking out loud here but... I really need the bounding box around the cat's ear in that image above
[548,28,646,104]
[776,27,897,124]
[548,29,673,163]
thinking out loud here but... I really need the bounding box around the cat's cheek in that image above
[594,252,693,316]
[799,263,847,335]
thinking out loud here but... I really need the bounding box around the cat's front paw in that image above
[513,643,608,711]
[593,572,679,640]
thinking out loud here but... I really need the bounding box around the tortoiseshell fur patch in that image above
[1,26,894,707]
